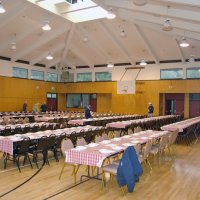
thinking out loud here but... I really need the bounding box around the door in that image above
[189,94,200,117]
[47,93,58,111]
[165,94,184,115]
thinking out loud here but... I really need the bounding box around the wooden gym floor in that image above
[0,141,200,200]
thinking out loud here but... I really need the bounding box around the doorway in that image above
[47,93,58,111]
[189,94,200,118]
[165,94,184,115]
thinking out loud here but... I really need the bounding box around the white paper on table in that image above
[123,135,131,138]
[113,138,121,141]
[99,149,115,154]
[112,146,123,150]
[75,146,87,151]
[106,143,117,147]
[100,140,111,144]
[122,143,132,147]
[87,143,99,147]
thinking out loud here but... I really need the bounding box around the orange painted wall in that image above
[0,76,200,117]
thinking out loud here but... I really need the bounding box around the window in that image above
[66,93,96,108]
[95,72,112,81]
[13,67,28,79]
[31,70,44,80]
[160,68,183,79]
[190,94,200,100]
[77,72,92,82]
[47,72,58,82]
[186,68,200,79]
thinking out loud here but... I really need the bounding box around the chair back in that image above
[37,136,48,151]
[114,130,121,138]
[46,134,56,149]
[102,133,109,140]
[18,138,31,154]
[134,126,142,133]
[76,137,87,146]
[61,139,74,155]
[95,135,103,143]
[143,141,152,159]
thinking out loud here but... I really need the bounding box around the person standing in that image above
[22,101,28,113]
[85,105,92,119]
[40,102,48,112]
[147,102,154,117]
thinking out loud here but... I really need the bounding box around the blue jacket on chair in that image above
[117,146,143,192]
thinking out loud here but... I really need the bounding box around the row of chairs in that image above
[3,132,67,172]
[101,130,179,193]
[0,123,60,136]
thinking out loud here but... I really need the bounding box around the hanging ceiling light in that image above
[107,62,114,68]
[83,35,89,43]
[120,30,126,38]
[0,2,6,13]
[133,0,148,6]
[11,42,17,51]
[46,52,53,60]
[180,37,189,47]
[162,19,173,31]
[106,8,116,19]
[42,21,51,31]
[139,59,147,66]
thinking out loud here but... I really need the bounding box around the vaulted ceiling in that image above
[0,0,200,70]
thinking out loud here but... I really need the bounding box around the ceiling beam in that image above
[46,58,61,68]
[132,23,159,64]
[75,28,106,61]
[152,0,200,7]
[106,0,200,24]
[0,25,39,53]
[97,21,136,65]
[118,8,200,34]
[70,46,94,68]
[77,25,111,61]
[175,39,186,63]
[0,3,31,29]
[11,28,67,62]
[30,44,65,65]
[60,23,75,68]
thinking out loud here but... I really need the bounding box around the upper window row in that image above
[12,67,58,82]
[160,68,200,79]
[76,72,112,82]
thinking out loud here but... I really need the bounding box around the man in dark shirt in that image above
[148,102,154,117]
[41,103,47,112]
[85,105,92,119]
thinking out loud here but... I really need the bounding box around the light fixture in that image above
[46,52,53,60]
[133,0,148,6]
[107,63,114,68]
[11,42,17,51]
[139,59,147,66]
[188,55,195,63]
[42,21,51,31]
[106,8,116,19]
[83,35,89,43]
[0,2,6,13]
[162,19,173,31]
[120,30,126,38]
[180,37,189,48]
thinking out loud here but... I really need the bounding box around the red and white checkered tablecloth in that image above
[0,139,13,155]
[65,150,106,168]
[65,130,169,168]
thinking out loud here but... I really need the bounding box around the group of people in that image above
[22,101,48,113]
[23,101,154,117]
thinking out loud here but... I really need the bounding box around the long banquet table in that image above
[161,116,200,132]
[0,125,103,155]
[106,115,178,129]
[68,115,143,126]
[65,130,169,168]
